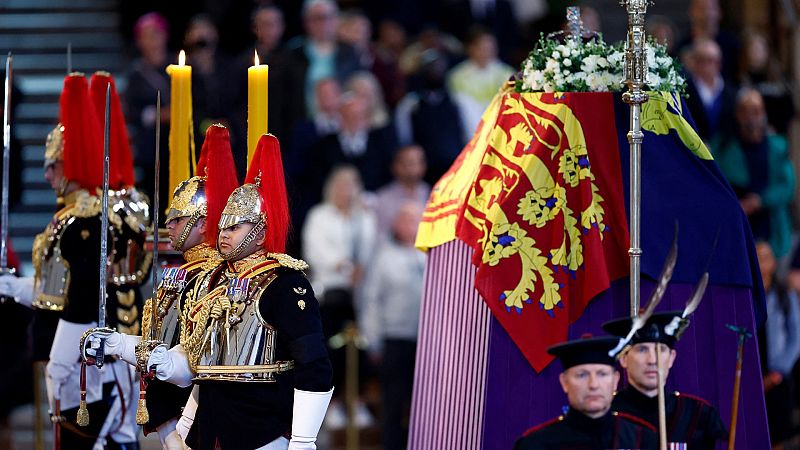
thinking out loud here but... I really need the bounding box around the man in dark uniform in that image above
[603,312,728,449]
[515,336,658,450]
[82,124,240,449]
[95,134,332,450]
[0,73,140,449]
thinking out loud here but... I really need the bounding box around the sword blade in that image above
[99,84,110,329]
[1,53,12,269]
[150,91,160,340]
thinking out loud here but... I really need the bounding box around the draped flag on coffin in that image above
[416,90,762,372]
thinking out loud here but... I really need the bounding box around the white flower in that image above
[543,81,556,92]
[646,47,656,70]
[597,57,608,68]
[551,51,561,59]
[563,58,572,67]
[581,54,600,73]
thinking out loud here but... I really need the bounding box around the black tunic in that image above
[514,409,658,450]
[612,386,728,449]
[186,266,332,450]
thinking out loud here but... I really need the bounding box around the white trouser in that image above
[94,362,139,448]
[157,418,189,450]
[255,436,290,450]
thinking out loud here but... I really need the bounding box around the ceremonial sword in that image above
[95,83,113,369]
[0,53,15,300]
[150,91,161,342]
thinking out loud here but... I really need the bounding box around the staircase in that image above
[0,0,127,276]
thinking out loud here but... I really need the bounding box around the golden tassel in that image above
[77,362,89,426]
[76,397,89,426]
[136,397,149,425]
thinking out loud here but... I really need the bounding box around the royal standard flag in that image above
[417,89,764,372]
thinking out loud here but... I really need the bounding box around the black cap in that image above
[602,311,687,348]
[547,336,620,370]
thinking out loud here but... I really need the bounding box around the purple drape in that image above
[410,240,769,450]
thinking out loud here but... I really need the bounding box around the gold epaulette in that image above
[266,253,309,271]
[57,190,123,229]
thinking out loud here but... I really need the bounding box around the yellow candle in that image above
[166,50,193,196]
[248,50,269,166]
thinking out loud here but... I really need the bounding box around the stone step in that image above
[16,103,59,123]
[10,52,126,75]
[0,0,117,10]
[0,33,123,53]
[21,189,55,208]
[0,12,119,32]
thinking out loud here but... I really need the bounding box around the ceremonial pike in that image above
[0,53,15,294]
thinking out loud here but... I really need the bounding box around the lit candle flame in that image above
[178,50,186,66]
[254,49,260,66]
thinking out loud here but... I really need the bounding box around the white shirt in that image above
[302,202,377,297]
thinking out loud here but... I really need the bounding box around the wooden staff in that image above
[725,324,751,450]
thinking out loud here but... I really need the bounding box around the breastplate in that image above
[32,224,70,311]
[194,270,294,382]
[110,189,152,286]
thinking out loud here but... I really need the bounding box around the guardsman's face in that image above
[559,364,619,418]
[218,222,264,260]
[620,342,676,396]
[165,216,205,251]
[44,160,65,192]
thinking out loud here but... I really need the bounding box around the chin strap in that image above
[219,218,265,261]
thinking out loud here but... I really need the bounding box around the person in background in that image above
[756,241,800,448]
[302,165,377,429]
[738,30,795,136]
[125,11,171,212]
[286,0,363,119]
[712,88,795,258]
[446,26,514,143]
[373,145,430,236]
[683,38,737,143]
[396,49,465,184]
[346,70,391,129]
[359,201,426,450]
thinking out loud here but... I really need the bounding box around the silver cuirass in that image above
[194,272,294,382]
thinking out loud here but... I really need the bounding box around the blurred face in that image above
[339,97,369,132]
[756,242,776,288]
[691,41,721,84]
[185,20,218,54]
[690,0,721,34]
[44,160,65,192]
[745,36,769,73]
[165,216,205,251]
[392,203,423,246]
[339,15,371,48]
[304,2,338,43]
[559,364,619,418]
[136,24,168,57]
[392,146,426,184]
[253,9,285,50]
[316,79,341,115]
[377,21,406,53]
[620,343,676,397]
[329,170,359,210]
[735,91,767,143]
[468,34,497,67]
[218,222,264,260]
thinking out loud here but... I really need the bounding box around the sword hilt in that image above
[94,337,106,369]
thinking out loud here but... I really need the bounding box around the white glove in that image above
[177,385,199,440]
[156,418,189,450]
[0,274,35,308]
[148,344,194,387]
[83,330,141,367]
[289,388,334,450]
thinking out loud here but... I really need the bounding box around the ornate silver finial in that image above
[566,7,583,40]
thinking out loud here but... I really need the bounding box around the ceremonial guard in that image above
[514,336,657,450]
[83,124,239,449]
[139,134,332,450]
[604,312,728,449]
[0,73,140,449]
